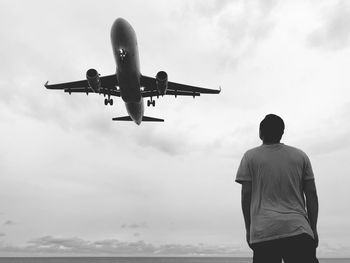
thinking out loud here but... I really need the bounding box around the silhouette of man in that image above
[236,114,319,263]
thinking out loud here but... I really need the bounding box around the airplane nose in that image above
[111,18,129,31]
[111,17,130,43]
[115,17,127,24]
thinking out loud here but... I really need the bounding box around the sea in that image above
[0,258,348,263]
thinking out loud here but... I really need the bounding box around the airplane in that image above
[45,18,221,125]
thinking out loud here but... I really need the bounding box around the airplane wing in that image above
[45,74,120,96]
[140,75,220,98]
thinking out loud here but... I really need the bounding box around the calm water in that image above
[0,258,348,263]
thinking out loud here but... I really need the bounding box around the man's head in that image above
[259,114,285,144]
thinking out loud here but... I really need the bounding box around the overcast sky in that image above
[1,0,350,258]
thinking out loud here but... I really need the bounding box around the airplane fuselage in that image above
[111,18,144,125]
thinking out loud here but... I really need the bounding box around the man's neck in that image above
[263,141,281,145]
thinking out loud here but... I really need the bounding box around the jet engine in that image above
[86,68,101,93]
[156,71,168,95]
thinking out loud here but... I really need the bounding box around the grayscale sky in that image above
[1,0,350,258]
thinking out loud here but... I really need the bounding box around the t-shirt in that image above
[235,143,315,244]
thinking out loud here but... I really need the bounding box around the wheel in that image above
[110,99,113,106]
[152,100,156,107]
[147,100,150,107]
[104,98,108,105]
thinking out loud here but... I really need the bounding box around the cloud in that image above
[153,243,242,256]
[193,0,276,19]
[0,233,6,237]
[3,220,15,226]
[193,0,232,17]
[187,0,278,69]
[304,132,350,156]
[2,235,348,257]
[307,1,350,50]
[133,123,233,157]
[0,235,246,256]
[218,0,277,65]
[134,127,191,155]
[296,102,350,156]
[1,235,349,257]
[121,222,148,229]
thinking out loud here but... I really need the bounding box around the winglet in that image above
[44,81,49,88]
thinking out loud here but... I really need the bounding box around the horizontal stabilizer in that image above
[112,116,133,121]
[112,116,164,122]
[142,116,164,122]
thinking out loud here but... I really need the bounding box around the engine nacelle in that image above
[86,68,101,93]
[156,71,168,95]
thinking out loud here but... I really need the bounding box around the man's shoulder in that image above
[243,144,310,157]
[283,144,308,157]
[244,145,264,158]
[244,144,309,159]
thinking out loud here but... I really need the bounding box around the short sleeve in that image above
[235,153,252,184]
[303,154,314,181]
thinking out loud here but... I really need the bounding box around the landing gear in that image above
[119,48,127,63]
[104,98,113,105]
[147,99,155,107]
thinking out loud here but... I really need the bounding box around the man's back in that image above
[236,143,315,243]
[235,114,319,263]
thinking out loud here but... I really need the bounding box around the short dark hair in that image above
[260,114,285,143]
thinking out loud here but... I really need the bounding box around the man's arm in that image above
[303,179,319,247]
[241,181,252,247]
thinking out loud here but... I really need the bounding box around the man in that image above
[236,114,319,263]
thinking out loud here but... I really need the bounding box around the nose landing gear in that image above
[147,98,155,107]
[119,48,127,63]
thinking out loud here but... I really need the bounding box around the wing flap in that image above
[64,88,121,97]
[166,90,200,97]
[141,90,200,98]
[140,75,221,95]
[167,81,221,94]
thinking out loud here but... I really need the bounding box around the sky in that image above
[1,0,350,258]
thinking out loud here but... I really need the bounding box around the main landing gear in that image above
[147,98,155,107]
[103,91,113,106]
[104,98,113,106]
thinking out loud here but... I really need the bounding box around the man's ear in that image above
[259,129,263,141]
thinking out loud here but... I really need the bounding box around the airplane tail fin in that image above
[112,116,164,122]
